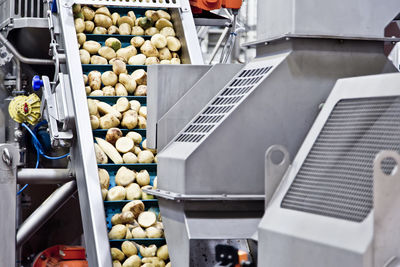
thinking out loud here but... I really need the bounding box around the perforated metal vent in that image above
[175,66,272,143]
[73,0,181,8]
[281,96,400,222]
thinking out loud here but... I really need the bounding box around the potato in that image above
[100,114,120,129]
[106,128,123,145]
[94,14,112,28]
[111,12,120,25]
[154,156,158,163]
[140,245,157,257]
[111,248,125,261]
[145,226,163,238]
[166,36,181,52]
[127,11,136,21]
[99,47,117,61]
[122,200,145,218]
[142,257,165,267]
[111,211,135,225]
[119,74,137,94]
[131,69,147,85]
[126,183,142,200]
[80,49,91,64]
[90,90,104,96]
[138,211,156,228]
[132,146,142,156]
[141,40,159,57]
[93,26,108,34]
[121,110,138,129]
[145,57,159,65]
[115,166,135,186]
[123,152,138,164]
[108,25,119,35]
[101,188,108,200]
[87,99,98,116]
[145,10,160,22]
[113,260,122,267]
[90,115,100,129]
[125,229,133,239]
[136,170,150,186]
[142,139,156,154]
[154,221,163,230]
[137,115,147,129]
[83,41,101,54]
[77,33,86,49]
[130,36,145,48]
[131,26,145,35]
[111,60,127,76]
[115,83,128,96]
[121,241,137,257]
[91,55,108,65]
[122,255,141,267]
[171,58,181,65]
[151,34,167,49]
[128,54,146,65]
[166,263,171,267]
[116,137,134,154]
[107,186,126,201]
[118,16,135,27]
[98,168,110,189]
[126,132,142,145]
[116,97,131,112]
[95,6,111,17]
[100,71,117,86]
[97,102,122,119]
[134,85,147,96]
[138,150,154,164]
[117,46,138,62]
[172,52,180,59]
[105,37,122,51]
[129,100,141,113]
[96,137,124,164]
[109,224,127,240]
[159,47,172,60]
[85,21,95,33]
[155,18,173,30]
[141,185,154,200]
[119,23,132,35]
[160,60,171,64]
[103,86,115,96]
[75,18,85,33]
[160,27,175,37]
[157,10,171,20]
[157,245,169,261]
[82,6,95,20]
[145,27,159,36]
[73,4,81,13]
[95,143,108,164]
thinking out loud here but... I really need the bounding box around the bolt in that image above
[2,148,12,166]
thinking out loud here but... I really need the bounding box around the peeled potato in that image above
[134,85,147,96]
[116,137,134,154]
[122,200,145,218]
[141,185,154,200]
[138,211,157,228]
[90,115,100,129]
[80,49,91,64]
[129,100,141,113]
[107,186,126,201]
[102,71,118,86]
[95,143,108,164]
[99,46,117,61]
[139,106,147,118]
[137,115,147,129]
[139,245,157,257]
[116,97,130,112]
[126,183,142,200]
[98,168,110,189]
[131,226,146,238]
[123,152,138,164]
[145,226,163,238]
[115,83,128,96]
[115,166,136,186]
[136,170,150,186]
[126,131,142,145]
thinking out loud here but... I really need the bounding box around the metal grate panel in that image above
[281,96,400,222]
[13,0,46,18]
[73,0,181,8]
[175,66,272,143]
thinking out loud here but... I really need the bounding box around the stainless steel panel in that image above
[57,1,111,265]
[156,64,243,151]
[257,0,400,40]
[147,65,211,148]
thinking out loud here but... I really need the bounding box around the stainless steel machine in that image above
[258,73,400,267]
[144,0,400,266]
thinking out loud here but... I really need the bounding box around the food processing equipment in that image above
[258,72,400,267]
[144,0,400,265]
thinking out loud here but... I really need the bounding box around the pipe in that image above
[16,180,77,248]
[0,33,54,65]
[17,168,74,184]
[209,26,230,64]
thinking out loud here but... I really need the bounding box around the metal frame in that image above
[73,0,182,8]
[258,73,400,267]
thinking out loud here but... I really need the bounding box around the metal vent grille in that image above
[13,0,46,18]
[73,0,181,8]
[281,96,400,222]
[175,66,272,143]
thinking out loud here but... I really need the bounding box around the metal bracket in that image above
[143,188,264,202]
[41,75,74,147]
[265,145,290,209]
[0,43,13,66]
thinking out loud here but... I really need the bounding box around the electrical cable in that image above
[17,122,69,195]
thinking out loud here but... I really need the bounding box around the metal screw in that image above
[2,148,12,166]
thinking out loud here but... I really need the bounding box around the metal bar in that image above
[0,33,54,65]
[17,168,74,184]
[209,26,230,64]
[16,180,77,248]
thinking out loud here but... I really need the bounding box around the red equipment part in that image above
[33,245,88,267]
[190,0,242,12]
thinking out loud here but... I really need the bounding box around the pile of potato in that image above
[111,242,170,267]
[99,166,157,201]
[84,65,147,96]
[88,97,147,129]
[95,129,156,164]
[74,5,182,65]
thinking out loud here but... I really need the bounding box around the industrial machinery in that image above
[258,72,400,267]
[143,0,400,266]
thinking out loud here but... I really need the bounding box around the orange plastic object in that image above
[222,0,242,9]
[190,0,242,11]
[235,250,249,267]
[33,245,88,267]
